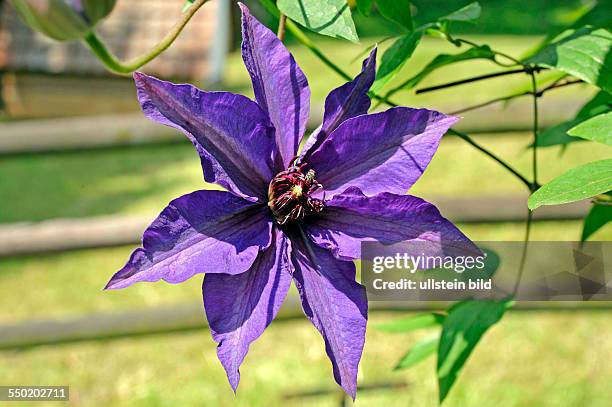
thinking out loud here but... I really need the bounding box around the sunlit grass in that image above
[0,311,610,407]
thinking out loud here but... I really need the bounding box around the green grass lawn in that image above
[1,311,611,407]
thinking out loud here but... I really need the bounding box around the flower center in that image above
[268,164,324,225]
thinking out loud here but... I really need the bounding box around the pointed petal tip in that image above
[103,277,123,290]
[132,71,148,85]
[338,380,357,401]
[226,368,240,394]
[103,273,121,290]
[132,72,159,91]
[363,47,377,69]
[237,2,249,16]
[446,114,461,128]
[132,72,167,89]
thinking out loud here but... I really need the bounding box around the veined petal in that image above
[305,187,479,260]
[105,190,271,290]
[289,231,367,399]
[134,72,275,200]
[203,229,292,392]
[301,48,377,159]
[307,107,458,196]
[240,4,310,169]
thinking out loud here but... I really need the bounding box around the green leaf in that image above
[374,313,445,333]
[356,0,373,16]
[568,112,612,145]
[582,202,612,241]
[535,90,612,147]
[437,299,510,403]
[577,90,612,118]
[395,334,439,370]
[82,0,116,22]
[571,1,612,31]
[523,1,612,60]
[392,45,495,92]
[439,2,481,23]
[371,30,422,93]
[277,0,358,42]
[480,247,500,278]
[528,159,612,210]
[376,0,413,31]
[536,119,584,147]
[10,0,92,41]
[526,27,612,94]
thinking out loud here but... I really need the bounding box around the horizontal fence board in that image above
[0,114,177,153]
[0,196,589,257]
[0,215,150,257]
[0,300,609,350]
[0,94,581,154]
[428,195,590,223]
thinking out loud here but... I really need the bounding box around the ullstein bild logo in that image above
[361,241,611,301]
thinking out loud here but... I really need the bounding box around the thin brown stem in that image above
[416,67,542,94]
[539,78,582,93]
[448,129,532,189]
[454,38,521,65]
[449,78,582,115]
[529,71,539,190]
[513,70,541,297]
[513,210,533,296]
[277,13,287,42]
[450,93,526,115]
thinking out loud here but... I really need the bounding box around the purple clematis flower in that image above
[105,4,477,399]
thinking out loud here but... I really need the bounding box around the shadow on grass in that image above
[0,141,206,223]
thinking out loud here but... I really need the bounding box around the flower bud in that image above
[9,0,116,41]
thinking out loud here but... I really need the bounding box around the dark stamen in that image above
[268,165,324,225]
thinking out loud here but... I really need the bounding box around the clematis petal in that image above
[105,190,271,290]
[240,3,310,169]
[134,72,275,200]
[305,187,479,260]
[301,48,377,159]
[289,231,367,399]
[203,229,292,392]
[307,107,458,196]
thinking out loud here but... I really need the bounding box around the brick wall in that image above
[0,0,220,79]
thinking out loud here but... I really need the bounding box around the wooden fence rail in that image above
[0,99,579,154]
[0,196,590,257]
[1,300,609,351]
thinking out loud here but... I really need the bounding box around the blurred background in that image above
[0,0,610,406]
